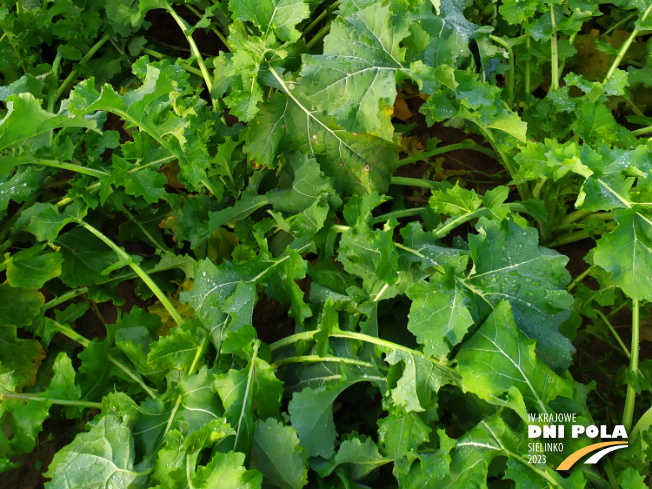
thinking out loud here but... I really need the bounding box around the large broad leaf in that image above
[594,207,652,302]
[301,3,410,140]
[44,415,149,488]
[252,418,308,489]
[229,0,309,43]
[456,301,574,414]
[244,89,397,195]
[464,219,574,370]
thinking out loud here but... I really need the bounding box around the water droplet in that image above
[202,271,207,277]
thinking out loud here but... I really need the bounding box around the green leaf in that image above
[456,301,574,414]
[316,436,391,479]
[214,343,284,453]
[229,0,309,43]
[69,59,214,191]
[0,93,97,151]
[378,410,430,459]
[0,284,44,328]
[244,91,397,195]
[44,415,148,488]
[6,245,63,288]
[301,4,410,140]
[571,99,622,146]
[194,451,262,489]
[56,227,119,288]
[429,183,482,216]
[252,418,308,489]
[465,219,574,370]
[0,167,42,213]
[148,320,207,372]
[406,276,474,357]
[288,384,345,458]
[594,208,652,302]
[617,467,648,489]
[385,350,449,412]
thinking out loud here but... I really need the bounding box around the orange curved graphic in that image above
[556,441,628,471]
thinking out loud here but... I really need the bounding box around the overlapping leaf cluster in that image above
[1,0,651,487]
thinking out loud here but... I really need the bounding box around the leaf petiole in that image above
[622,299,639,431]
[73,218,185,326]
[0,393,102,409]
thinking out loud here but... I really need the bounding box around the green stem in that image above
[596,311,630,359]
[532,177,547,200]
[142,48,203,77]
[272,355,384,370]
[1,393,102,409]
[622,299,639,432]
[560,209,592,226]
[605,12,637,36]
[270,331,315,352]
[54,34,111,102]
[108,355,157,399]
[489,35,514,103]
[390,176,440,190]
[549,6,559,91]
[168,7,214,99]
[42,288,89,310]
[567,265,593,292]
[371,207,429,224]
[547,225,615,247]
[11,157,110,178]
[397,141,497,167]
[632,125,652,136]
[331,330,460,382]
[603,3,652,83]
[75,219,185,326]
[304,0,341,35]
[50,320,90,347]
[306,21,332,49]
[432,208,488,239]
[525,36,531,104]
